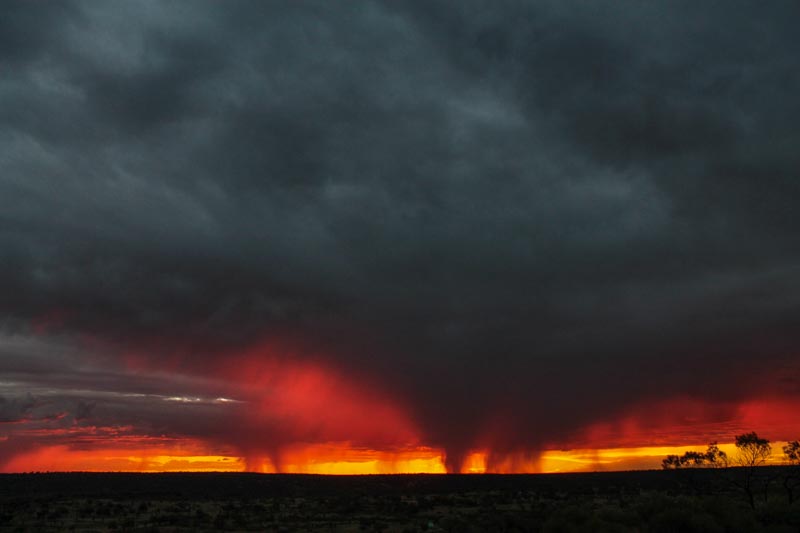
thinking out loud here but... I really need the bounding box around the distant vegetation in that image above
[662,432,800,510]
[661,432,775,470]
[661,441,729,469]
[2,466,800,531]
[0,440,799,532]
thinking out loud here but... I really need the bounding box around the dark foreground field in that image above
[2,468,800,532]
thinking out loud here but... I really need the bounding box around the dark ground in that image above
[1,468,799,532]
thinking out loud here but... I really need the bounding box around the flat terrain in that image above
[1,468,798,531]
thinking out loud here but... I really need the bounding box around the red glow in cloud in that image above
[9,332,800,474]
[572,395,800,451]
[438,394,800,473]
[217,341,423,471]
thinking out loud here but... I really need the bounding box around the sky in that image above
[1,0,800,474]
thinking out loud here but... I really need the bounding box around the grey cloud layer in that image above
[2,1,799,463]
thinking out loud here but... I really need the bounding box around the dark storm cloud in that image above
[2,1,800,468]
[0,394,37,424]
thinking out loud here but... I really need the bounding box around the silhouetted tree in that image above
[704,442,728,468]
[733,432,772,509]
[734,432,771,468]
[662,454,682,470]
[782,440,800,504]
[784,441,800,463]
[661,442,729,495]
[661,442,727,470]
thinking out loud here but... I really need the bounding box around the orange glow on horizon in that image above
[6,440,797,474]
[272,444,446,474]
[1,446,244,473]
[1,442,447,474]
[458,441,796,474]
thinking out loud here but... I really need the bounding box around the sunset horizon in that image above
[2,1,800,485]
